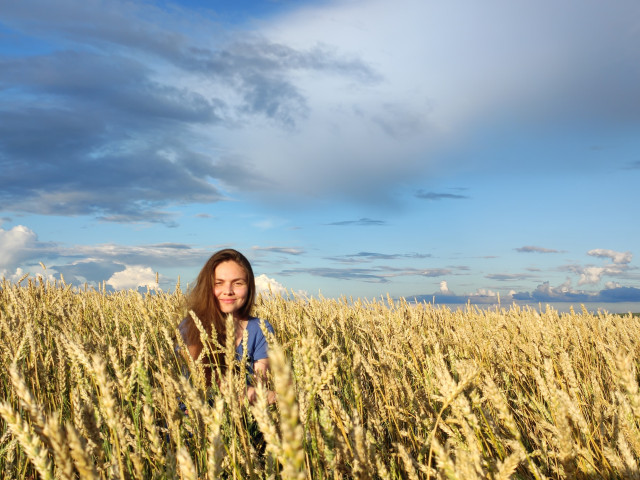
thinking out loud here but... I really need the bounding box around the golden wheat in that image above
[0,277,639,478]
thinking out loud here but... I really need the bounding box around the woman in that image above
[179,248,274,403]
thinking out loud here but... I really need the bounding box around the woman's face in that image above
[213,260,249,318]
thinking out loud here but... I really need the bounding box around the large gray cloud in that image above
[2,0,640,221]
[0,0,379,221]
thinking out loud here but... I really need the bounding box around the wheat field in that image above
[1,276,639,479]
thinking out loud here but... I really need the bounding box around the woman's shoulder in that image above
[178,316,189,334]
[247,316,274,333]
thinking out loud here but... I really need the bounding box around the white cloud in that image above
[255,274,288,295]
[106,265,158,291]
[473,288,499,297]
[439,281,449,293]
[573,249,634,285]
[558,278,574,293]
[578,266,609,286]
[587,249,632,264]
[577,264,630,286]
[0,266,57,284]
[0,225,38,269]
[1,267,27,283]
[534,279,579,297]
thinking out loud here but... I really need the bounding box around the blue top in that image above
[236,317,274,374]
[178,316,274,375]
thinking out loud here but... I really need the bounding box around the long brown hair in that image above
[182,248,256,358]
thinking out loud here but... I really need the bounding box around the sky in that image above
[1,0,639,313]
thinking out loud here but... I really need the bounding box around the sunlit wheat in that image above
[0,276,639,478]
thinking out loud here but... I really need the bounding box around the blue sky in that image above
[1,0,639,312]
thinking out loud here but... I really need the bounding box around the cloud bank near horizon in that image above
[2,224,637,302]
[411,280,640,305]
